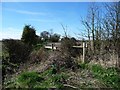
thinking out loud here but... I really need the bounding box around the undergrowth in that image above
[91,64,120,88]
[4,62,120,89]
[4,67,69,89]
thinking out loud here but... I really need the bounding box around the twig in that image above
[63,84,78,89]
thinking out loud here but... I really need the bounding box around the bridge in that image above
[44,42,87,50]
[44,42,87,63]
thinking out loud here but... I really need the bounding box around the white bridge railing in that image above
[44,42,87,63]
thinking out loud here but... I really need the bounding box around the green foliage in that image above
[39,67,68,88]
[50,33,60,42]
[2,56,19,71]
[21,25,37,46]
[18,68,68,88]
[51,72,68,88]
[4,66,69,88]
[40,31,50,42]
[3,39,31,63]
[4,72,44,88]
[2,39,31,64]
[91,64,104,74]
[2,56,19,86]
[40,31,60,42]
[91,64,120,88]
[52,74,64,88]
[78,63,88,69]
[17,72,44,88]
[51,67,57,74]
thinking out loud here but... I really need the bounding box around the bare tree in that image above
[81,3,102,52]
[104,2,120,67]
[60,23,68,38]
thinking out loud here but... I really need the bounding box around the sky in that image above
[1,2,104,40]
[1,0,119,2]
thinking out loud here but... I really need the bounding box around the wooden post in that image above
[52,44,54,51]
[83,42,85,63]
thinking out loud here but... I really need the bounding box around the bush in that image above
[2,39,31,64]
[2,56,19,75]
[61,37,77,57]
[48,52,77,72]
[29,47,48,63]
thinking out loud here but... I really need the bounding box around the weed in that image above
[78,63,88,69]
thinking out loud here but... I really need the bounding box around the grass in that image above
[4,67,69,89]
[77,62,88,69]
[91,64,120,88]
[4,72,44,88]
[38,67,69,88]
[3,59,120,89]
[17,72,44,88]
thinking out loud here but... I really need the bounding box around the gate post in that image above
[83,42,86,63]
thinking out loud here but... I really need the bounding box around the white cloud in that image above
[28,19,58,23]
[1,27,22,40]
[15,10,46,15]
[4,8,47,16]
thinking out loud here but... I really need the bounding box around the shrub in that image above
[2,56,19,78]
[48,52,77,72]
[61,37,76,57]
[2,39,31,85]
[29,47,48,63]
[2,39,31,64]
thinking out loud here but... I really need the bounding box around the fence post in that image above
[83,42,86,63]
[52,44,54,51]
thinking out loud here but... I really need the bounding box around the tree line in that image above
[21,25,61,46]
